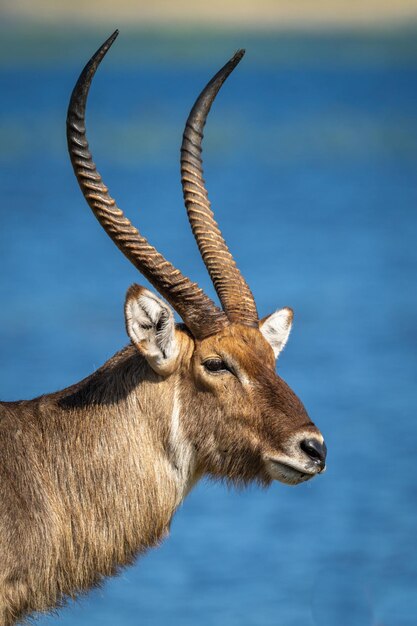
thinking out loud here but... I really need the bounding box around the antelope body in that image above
[0,32,326,626]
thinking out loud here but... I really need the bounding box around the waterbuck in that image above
[0,31,327,625]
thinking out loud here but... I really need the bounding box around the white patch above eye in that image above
[125,284,179,375]
[259,307,293,359]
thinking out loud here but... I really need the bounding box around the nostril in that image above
[300,438,327,468]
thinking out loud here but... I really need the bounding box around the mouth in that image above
[266,457,324,486]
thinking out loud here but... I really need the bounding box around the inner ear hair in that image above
[259,307,293,359]
[125,284,179,374]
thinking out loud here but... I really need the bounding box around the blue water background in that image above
[0,25,417,625]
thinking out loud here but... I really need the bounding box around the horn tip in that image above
[233,49,246,64]
[106,29,119,47]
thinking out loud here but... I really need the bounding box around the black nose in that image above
[300,438,327,470]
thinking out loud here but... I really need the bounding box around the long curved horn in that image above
[67,31,228,339]
[181,51,258,326]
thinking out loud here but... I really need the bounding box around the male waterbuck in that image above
[0,31,326,625]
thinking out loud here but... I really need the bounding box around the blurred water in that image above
[0,27,417,626]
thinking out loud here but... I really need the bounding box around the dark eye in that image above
[203,358,230,374]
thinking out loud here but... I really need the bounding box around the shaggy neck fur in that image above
[0,344,197,625]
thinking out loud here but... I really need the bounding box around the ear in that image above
[259,307,293,359]
[125,284,180,375]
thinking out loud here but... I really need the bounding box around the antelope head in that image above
[67,31,326,487]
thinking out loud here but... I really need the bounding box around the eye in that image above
[203,358,230,374]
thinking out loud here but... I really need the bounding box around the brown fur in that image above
[1,33,326,625]
[0,321,321,625]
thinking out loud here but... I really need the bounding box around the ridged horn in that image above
[181,50,258,326]
[67,31,228,340]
